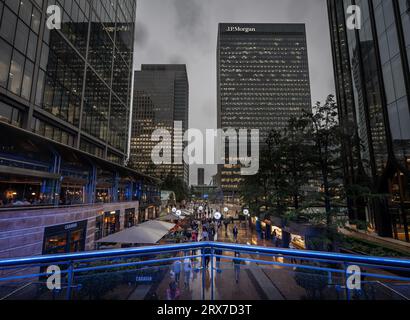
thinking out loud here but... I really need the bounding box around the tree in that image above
[302,95,345,228]
[161,173,189,203]
[280,116,312,211]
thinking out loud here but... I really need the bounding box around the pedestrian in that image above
[192,230,197,242]
[167,281,181,300]
[183,256,192,288]
[204,245,211,268]
[202,229,209,241]
[272,230,277,246]
[209,228,215,241]
[215,248,223,273]
[233,224,239,242]
[172,259,182,283]
[233,252,241,284]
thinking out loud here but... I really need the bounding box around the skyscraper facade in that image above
[0,0,135,165]
[131,64,189,185]
[328,0,410,242]
[217,23,312,202]
[197,168,205,186]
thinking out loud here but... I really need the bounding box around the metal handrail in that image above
[1,242,410,269]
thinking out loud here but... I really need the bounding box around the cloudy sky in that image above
[133,0,335,185]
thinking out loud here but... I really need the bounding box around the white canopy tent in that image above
[96,220,176,245]
[158,213,186,221]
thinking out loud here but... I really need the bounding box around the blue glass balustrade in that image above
[0,242,409,300]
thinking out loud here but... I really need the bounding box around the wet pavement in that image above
[141,222,312,300]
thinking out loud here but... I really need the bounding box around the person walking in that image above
[167,281,181,300]
[202,228,209,241]
[192,230,197,242]
[233,224,239,242]
[172,259,182,283]
[224,219,229,234]
[183,256,192,288]
[204,245,211,268]
[272,230,277,247]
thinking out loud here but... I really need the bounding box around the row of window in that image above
[0,101,22,127]
[31,117,75,147]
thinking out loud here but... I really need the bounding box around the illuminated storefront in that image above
[43,220,87,255]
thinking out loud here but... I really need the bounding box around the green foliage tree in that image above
[161,173,189,203]
[297,95,347,232]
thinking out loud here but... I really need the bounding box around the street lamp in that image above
[243,209,250,230]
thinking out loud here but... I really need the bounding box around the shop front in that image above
[103,210,120,236]
[42,220,87,255]
[250,216,307,249]
[124,208,136,228]
[138,208,147,223]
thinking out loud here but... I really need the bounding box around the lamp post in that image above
[243,209,250,232]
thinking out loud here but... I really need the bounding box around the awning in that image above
[96,220,175,244]
[159,213,186,221]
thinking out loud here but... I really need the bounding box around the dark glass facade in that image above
[217,23,312,202]
[0,0,135,163]
[131,64,190,185]
[197,168,205,186]
[328,0,410,242]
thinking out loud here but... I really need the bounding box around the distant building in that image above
[197,168,205,186]
[131,65,189,185]
[217,23,312,203]
[328,0,410,242]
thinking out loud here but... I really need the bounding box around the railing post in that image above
[211,247,214,301]
[344,263,350,301]
[202,247,206,300]
[66,261,74,301]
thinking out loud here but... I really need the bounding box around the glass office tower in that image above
[0,0,135,164]
[328,0,410,242]
[217,23,312,203]
[131,64,190,186]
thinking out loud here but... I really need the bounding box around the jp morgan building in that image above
[328,0,410,242]
[217,23,311,203]
[0,0,160,259]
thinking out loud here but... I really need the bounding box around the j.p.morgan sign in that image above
[226,26,256,33]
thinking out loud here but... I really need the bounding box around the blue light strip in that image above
[0,242,409,269]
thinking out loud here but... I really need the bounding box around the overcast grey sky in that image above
[133,0,335,185]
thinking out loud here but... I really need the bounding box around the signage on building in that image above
[136,275,153,282]
[226,26,256,33]
[64,223,78,230]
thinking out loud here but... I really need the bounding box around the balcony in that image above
[0,242,409,300]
